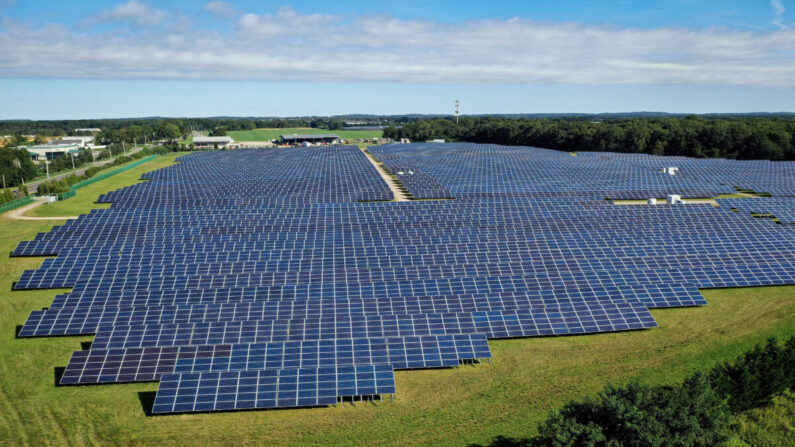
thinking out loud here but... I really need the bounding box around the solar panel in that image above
[151,365,396,414]
[13,144,795,413]
[58,334,492,385]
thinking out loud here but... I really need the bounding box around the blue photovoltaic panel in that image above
[12,145,795,413]
[58,334,492,385]
[151,364,396,414]
[88,303,656,350]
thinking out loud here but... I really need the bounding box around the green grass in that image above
[729,390,795,447]
[228,127,383,142]
[0,155,792,446]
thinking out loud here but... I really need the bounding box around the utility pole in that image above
[455,100,460,125]
[70,153,75,170]
[122,141,126,154]
[45,159,49,179]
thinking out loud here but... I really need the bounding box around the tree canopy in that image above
[385,117,795,160]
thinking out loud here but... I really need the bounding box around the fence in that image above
[0,196,34,214]
[41,155,160,203]
[69,155,158,191]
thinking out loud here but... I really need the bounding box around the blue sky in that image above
[0,0,793,119]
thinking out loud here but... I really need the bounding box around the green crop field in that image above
[0,154,792,446]
[228,127,383,142]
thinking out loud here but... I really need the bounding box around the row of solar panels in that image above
[14,145,795,414]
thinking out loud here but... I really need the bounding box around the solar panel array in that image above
[718,197,795,224]
[13,144,795,414]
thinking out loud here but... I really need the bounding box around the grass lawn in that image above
[228,128,383,142]
[0,154,792,446]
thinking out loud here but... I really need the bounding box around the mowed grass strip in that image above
[0,154,792,446]
[228,127,383,142]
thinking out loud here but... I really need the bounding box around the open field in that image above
[0,153,792,446]
[228,127,383,142]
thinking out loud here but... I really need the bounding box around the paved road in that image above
[25,146,145,194]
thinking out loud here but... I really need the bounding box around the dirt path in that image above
[5,197,77,220]
[360,148,409,202]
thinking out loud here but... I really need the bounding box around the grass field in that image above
[228,127,383,142]
[0,154,792,446]
[730,390,795,447]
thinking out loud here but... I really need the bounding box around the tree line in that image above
[477,336,794,446]
[0,117,369,140]
[384,117,795,160]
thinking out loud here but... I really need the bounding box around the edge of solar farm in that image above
[12,144,795,415]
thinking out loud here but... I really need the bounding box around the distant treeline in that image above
[384,117,795,160]
[0,116,408,138]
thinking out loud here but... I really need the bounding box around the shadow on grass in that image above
[53,366,65,387]
[138,391,157,416]
[469,435,531,447]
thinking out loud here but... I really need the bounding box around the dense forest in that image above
[384,116,795,160]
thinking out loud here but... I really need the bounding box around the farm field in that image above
[0,153,792,446]
[228,127,383,142]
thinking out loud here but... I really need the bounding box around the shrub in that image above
[84,166,101,178]
[533,374,731,447]
[709,337,795,412]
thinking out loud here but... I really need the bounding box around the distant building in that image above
[26,144,81,161]
[193,136,234,149]
[74,128,101,133]
[279,134,341,145]
[52,136,94,147]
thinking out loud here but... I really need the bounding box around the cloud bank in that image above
[1,5,794,86]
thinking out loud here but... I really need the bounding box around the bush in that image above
[84,166,101,178]
[533,374,731,447]
[530,337,794,447]
[709,337,795,412]
[0,189,14,204]
[37,178,71,194]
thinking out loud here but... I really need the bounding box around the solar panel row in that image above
[13,144,795,414]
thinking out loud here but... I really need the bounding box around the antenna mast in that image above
[455,100,460,124]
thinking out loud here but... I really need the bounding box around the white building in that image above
[193,136,235,149]
[53,136,95,147]
[26,144,81,161]
[74,128,101,133]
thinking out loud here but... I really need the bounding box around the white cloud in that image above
[772,0,787,29]
[203,1,240,19]
[84,1,167,27]
[2,8,795,87]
